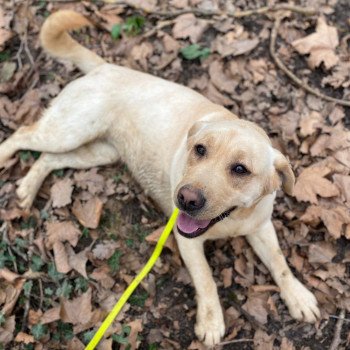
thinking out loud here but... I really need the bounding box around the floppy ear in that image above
[273,149,295,195]
[187,121,208,138]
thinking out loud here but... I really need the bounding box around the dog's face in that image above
[174,119,294,238]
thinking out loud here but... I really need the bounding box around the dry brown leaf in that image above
[2,279,25,315]
[66,245,88,278]
[45,221,81,249]
[125,319,143,350]
[334,148,350,168]
[60,289,93,325]
[333,174,350,204]
[90,267,115,289]
[301,204,350,239]
[0,8,13,48]
[220,268,232,288]
[308,242,337,264]
[67,337,85,350]
[162,33,180,52]
[40,307,60,324]
[242,292,269,324]
[299,111,323,137]
[280,337,295,350]
[204,83,233,106]
[50,178,74,208]
[53,241,71,274]
[0,315,15,345]
[130,42,154,70]
[209,60,237,94]
[74,168,105,195]
[212,32,259,58]
[253,329,274,350]
[0,268,20,283]
[292,17,339,70]
[98,338,113,350]
[145,226,177,253]
[72,197,103,229]
[92,240,119,260]
[14,332,35,344]
[322,61,350,88]
[294,166,339,204]
[172,13,208,43]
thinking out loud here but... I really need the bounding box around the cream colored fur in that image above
[0,10,320,348]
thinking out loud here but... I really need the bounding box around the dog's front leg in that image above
[246,220,320,322]
[175,232,225,348]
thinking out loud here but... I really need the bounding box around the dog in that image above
[0,10,320,347]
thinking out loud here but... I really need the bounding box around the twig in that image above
[108,2,317,17]
[329,314,350,322]
[329,309,346,350]
[217,338,253,347]
[270,15,350,107]
[21,280,33,332]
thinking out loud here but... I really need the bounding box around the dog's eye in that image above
[231,164,249,175]
[195,144,206,157]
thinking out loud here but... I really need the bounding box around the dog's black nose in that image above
[177,186,206,212]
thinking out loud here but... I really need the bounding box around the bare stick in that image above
[270,15,350,107]
[106,1,317,17]
[217,338,254,347]
[329,309,346,350]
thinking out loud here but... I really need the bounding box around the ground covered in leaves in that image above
[0,0,350,349]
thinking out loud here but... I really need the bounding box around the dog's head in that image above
[174,118,294,238]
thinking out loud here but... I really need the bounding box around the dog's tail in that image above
[40,10,105,74]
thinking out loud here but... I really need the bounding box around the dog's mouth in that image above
[176,206,237,239]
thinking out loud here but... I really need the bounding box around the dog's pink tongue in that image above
[177,212,210,234]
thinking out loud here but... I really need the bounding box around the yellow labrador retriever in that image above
[0,10,320,347]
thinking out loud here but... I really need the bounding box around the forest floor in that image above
[0,0,349,349]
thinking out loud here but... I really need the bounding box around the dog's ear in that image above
[187,121,208,138]
[273,149,295,195]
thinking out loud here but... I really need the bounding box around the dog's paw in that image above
[16,179,37,209]
[195,302,225,348]
[281,278,320,323]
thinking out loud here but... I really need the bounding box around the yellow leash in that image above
[85,208,179,350]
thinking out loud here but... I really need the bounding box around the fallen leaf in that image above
[0,8,13,48]
[92,241,120,260]
[292,17,339,70]
[74,168,105,195]
[294,166,339,204]
[60,289,93,325]
[242,292,269,324]
[172,13,208,43]
[0,315,15,345]
[126,319,143,350]
[72,197,103,229]
[299,111,323,137]
[0,268,20,283]
[221,267,233,288]
[308,242,337,264]
[45,221,81,249]
[145,226,177,253]
[53,241,71,273]
[40,307,60,324]
[253,329,274,350]
[14,332,35,344]
[209,60,237,93]
[280,337,295,350]
[67,245,88,278]
[2,279,25,316]
[301,204,350,239]
[50,178,74,208]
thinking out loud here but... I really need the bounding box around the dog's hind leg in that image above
[0,112,107,168]
[16,140,119,208]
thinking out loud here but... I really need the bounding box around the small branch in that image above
[217,338,253,347]
[329,309,346,350]
[107,2,317,17]
[270,15,350,107]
